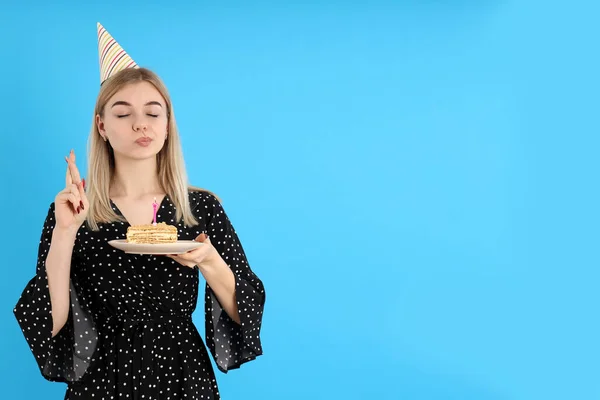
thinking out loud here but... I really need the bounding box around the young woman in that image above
[13,65,265,399]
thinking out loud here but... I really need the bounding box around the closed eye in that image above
[116,114,159,118]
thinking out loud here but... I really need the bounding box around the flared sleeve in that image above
[199,194,266,373]
[13,203,98,383]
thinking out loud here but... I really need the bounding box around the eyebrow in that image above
[111,101,163,108]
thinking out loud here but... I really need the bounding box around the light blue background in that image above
[1,1,599,399]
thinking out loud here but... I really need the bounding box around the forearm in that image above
[199,256,241,324]
[46,227,77,336]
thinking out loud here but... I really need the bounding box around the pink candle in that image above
[152,197,158,225]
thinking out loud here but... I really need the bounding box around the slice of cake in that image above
[126,222,178,244]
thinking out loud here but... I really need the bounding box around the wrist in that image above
[52,226,79,243]
[198,251,226,271]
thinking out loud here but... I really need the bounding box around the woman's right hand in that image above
[54,149,89,234]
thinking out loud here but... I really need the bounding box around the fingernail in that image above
[82,178,86,190]
[80,201,84,210]
[77,206,81,214]
[65,156,69,163]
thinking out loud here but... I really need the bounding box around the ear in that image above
[95,114,106,136]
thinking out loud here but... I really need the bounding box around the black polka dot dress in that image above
[13,190,265,399]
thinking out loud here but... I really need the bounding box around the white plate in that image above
[107,239,204,255]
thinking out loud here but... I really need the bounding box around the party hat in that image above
[97,22,138,84]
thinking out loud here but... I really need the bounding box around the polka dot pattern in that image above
[13,191,265,399]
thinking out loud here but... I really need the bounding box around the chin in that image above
[116,146,163,160]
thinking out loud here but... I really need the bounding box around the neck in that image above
[110,156,163,199]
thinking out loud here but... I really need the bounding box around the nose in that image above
[133,120,148,133]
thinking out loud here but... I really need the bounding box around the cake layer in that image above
[126,222,178,244]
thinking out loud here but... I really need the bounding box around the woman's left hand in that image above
[166,233,220,269]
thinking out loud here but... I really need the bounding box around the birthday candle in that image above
[152,197,158,225]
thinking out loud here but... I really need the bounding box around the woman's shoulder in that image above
[187,186,222,209]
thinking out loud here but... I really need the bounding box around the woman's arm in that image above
[46,226,78,337]
[198,252,241,324]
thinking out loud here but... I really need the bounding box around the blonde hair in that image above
[85,67,214,231]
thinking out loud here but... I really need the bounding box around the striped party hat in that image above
[97,23,139,84]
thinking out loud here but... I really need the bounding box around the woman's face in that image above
[97,81,169,160]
